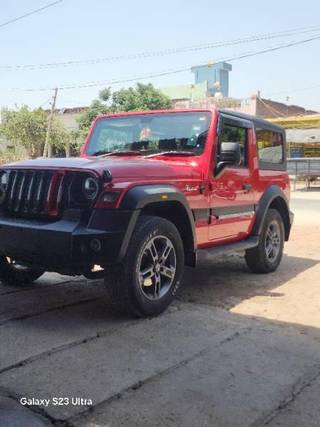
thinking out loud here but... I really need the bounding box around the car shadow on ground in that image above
[178,253,319,311]
[1,251,317,327]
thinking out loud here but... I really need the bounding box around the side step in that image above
[197,236,259,262]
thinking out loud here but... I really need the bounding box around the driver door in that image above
[209,114,255,242]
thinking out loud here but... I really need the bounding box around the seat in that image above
[158,139,177,150]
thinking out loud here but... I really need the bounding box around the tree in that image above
[77,99,110,133]
[0,106,71,158]
[78,83,172,133]
[112,83,172,112]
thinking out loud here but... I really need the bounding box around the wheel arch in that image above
[119,185,197,266]
[252,185,292,241]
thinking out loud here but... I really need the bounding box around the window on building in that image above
[220,124,248,167]
[256,128,284,165]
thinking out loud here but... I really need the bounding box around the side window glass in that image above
[256,128,284,164]
[220,124,248,167]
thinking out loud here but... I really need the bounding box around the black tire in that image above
[104,215,184,317]
[0,256,44,286]
[245,208,284,274]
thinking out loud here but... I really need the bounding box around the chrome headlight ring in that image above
[82,176,99,201]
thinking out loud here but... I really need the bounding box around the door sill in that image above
[197,236,259,261]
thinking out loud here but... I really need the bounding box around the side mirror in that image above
[217,142,241,172]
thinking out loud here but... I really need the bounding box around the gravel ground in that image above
[0,189,319,427]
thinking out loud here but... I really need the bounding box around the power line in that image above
[38,97,53,108]
[0,0,63,29]
[266,84,320,97]
[13,33,320,93]
[1,24,320,70]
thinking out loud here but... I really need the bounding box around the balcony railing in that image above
[287,158,320,190]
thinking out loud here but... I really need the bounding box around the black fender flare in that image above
[252,185,292,240]
[117,185,197,262]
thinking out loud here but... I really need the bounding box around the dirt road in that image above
[0,190,319,427]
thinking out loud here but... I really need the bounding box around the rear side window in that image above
[256,128,284,166]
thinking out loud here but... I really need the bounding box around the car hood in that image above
[4,156,202,181]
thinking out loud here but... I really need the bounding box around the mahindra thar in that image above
[0,109,293,317]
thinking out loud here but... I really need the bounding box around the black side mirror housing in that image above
[217,142,241,172]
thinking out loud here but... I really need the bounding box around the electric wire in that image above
[13,33,320,92]
[1,24,320,71]
[0,0,63,29]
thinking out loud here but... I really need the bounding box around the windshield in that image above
[86,112,211,156]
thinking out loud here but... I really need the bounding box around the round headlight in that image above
[0,172,9,204]
[83,176,99,200]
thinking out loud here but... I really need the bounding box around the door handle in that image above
[242,183,252,191]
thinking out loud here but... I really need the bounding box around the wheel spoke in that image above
[148,241,159,263]
[266,229,273,240]
[266,243,273,257]
[154,272,161,297]
[140,265,154,280]
[160,265,175,279]
[160,241,172,263]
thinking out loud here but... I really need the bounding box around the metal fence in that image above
[287,158,320,190]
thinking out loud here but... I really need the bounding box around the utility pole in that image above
[43,87,58,157]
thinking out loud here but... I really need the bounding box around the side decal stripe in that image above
[192,204,256,221]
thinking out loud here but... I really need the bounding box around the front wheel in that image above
[104,215,184,317]
[0,256,45,286]
[245,208,284,274]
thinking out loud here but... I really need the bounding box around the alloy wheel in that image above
[137,235,177,300]
[264,220,281,262]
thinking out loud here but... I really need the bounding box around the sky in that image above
[1,0,320,111]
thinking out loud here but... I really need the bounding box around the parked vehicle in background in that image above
[0,109,293,317]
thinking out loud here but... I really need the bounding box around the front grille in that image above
[4,169,65,218]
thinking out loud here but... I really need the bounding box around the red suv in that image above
[0,109,293,316]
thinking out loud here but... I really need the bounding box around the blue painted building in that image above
[191,62,232,98]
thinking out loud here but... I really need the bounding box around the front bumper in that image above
[0,209,133,274]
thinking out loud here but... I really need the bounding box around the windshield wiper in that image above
[146,151,197,158]
[92,150,143,157]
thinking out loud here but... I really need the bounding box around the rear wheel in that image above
[245,209,284,273]
[104,215,184,317]
[0,256,44,286]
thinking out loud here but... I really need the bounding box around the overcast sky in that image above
[1,0,320,111]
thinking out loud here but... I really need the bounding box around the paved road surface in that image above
[0,191,319,427]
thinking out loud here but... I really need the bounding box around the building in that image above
[270,115,320,157]
[54,106,88,131]
[162,62,232,101]
[161,63,317,119]
[238,95,317,118]
[191,63,232,98]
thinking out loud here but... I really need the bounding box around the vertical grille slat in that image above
[14,171,26,212]
[34,172,45,213]
[7,171,18,210]
[25,171,35,212]
[4,169,65,218]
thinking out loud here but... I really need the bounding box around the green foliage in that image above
[111,83,172,112]
[0,107,47,158]
[77,99,110,134]
[0,83,172,160]
[0,106,71,158]
[78,83,172,133]
[99,87,112,102]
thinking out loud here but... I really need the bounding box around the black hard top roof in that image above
[219,109,284,133]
